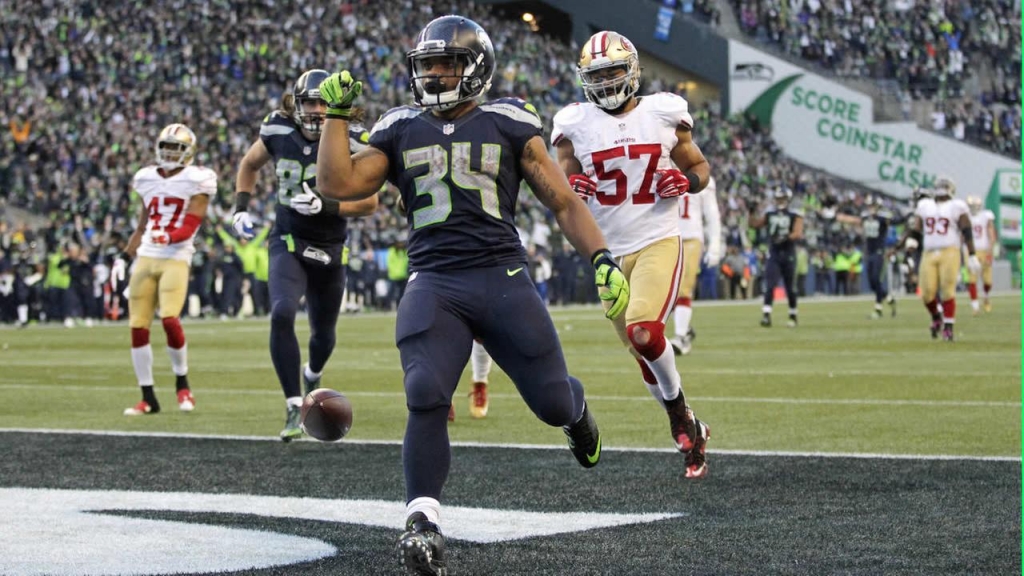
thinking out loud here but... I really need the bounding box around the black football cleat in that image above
[667,402,710,479]
[397,512,448,576]
[887,295,897,317]
[760,313,772,327]
[929,319,942,339]
[942,323,954,342]
[563,402,601,468]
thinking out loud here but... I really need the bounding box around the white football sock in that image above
[17,305,27,324]
[645,382,666,409]
[304,363,322,382]
[406,496,441,525]
[674,305,692,338]
[167,344,188,376]
[131,345,154,386]
[762,305,772,314]
[286,396,303,408]
[471,340,492,382]
[644,341,682,401]
[971,300,980,311]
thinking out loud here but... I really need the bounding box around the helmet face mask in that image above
[967,195,982,214]
[773,187,792,209]
[933,175,956,199]
[155,124,197,170]
[578,31,640,111]
[293,69,330,136]
[407,16,495,111]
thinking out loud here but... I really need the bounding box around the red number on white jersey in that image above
[924,216,950,236]
[680,195,691,219]
[590,144,661,206]
[147,196,186,231]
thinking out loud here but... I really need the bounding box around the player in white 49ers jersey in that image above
[965,196,999,314]
[901,176,980,341]
[552,30,712,479]
[669,176,722,355]
[114,123,216,415]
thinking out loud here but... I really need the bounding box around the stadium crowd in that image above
[0,0,976,326]
[732,0,1021,158]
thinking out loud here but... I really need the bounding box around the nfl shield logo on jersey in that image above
[443,123,455,135]
[303,146,312,156]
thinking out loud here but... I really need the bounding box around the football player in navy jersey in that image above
[837,195,902,318]
[316,16,630,576]
[749,187,804,327]
[232,69,379,441]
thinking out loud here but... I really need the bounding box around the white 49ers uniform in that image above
[968,208,996,286]
[134,165,217,262]
[677,176,722,298]
[915,197,969,304]
[552,91,693,332]
[128,165,216,328]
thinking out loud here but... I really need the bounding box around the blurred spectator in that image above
[732,0,1021,157]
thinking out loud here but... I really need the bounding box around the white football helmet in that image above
[578,31,640,111]
[155,123,197,170]
[966,195,983,215]
[933,175,956,199]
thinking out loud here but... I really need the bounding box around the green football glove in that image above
[319,71,363,119]
[592,249,630,320]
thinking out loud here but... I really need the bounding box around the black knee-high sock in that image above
[403,405,451,502]
[270,313,302,398]
[307,317,337,375]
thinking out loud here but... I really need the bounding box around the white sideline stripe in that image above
[2,383,1018,408]
[1,292,1018,331]
[1,428,1018,462]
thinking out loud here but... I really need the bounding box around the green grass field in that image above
[1,294,1019,458]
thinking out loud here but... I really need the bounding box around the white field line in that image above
[0,362,1017,378]
[0,292,1018,331]
[0,383,1018,408]
[0,428,1018,462]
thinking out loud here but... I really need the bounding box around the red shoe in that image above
[177,389,195,412]
[468,382,489,419]
[124,400,156,416]
[684,419,710,479]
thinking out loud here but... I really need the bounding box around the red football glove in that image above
[148,230,170,245]
[568,173,598,201]
[655,169,691,198]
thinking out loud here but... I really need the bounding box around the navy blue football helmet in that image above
[407,15,495,110]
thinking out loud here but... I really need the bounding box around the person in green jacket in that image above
[252,236,270,316]
[217,224,270,315]
[44,250,71,324]
[849,246,863,295]
[386,235,410,309]
[833,245,852,296]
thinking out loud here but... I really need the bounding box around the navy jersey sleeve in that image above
[478,98,543,155]
[369,107,420,159]
[349,124,371,154]
[258,111,298,156]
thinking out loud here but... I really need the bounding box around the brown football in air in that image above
[300,388,353,441]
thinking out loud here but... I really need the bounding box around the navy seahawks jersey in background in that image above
[368,98,539,271]
[764,208,802,252]
[259,111,369,244]
[859,212,903,254]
